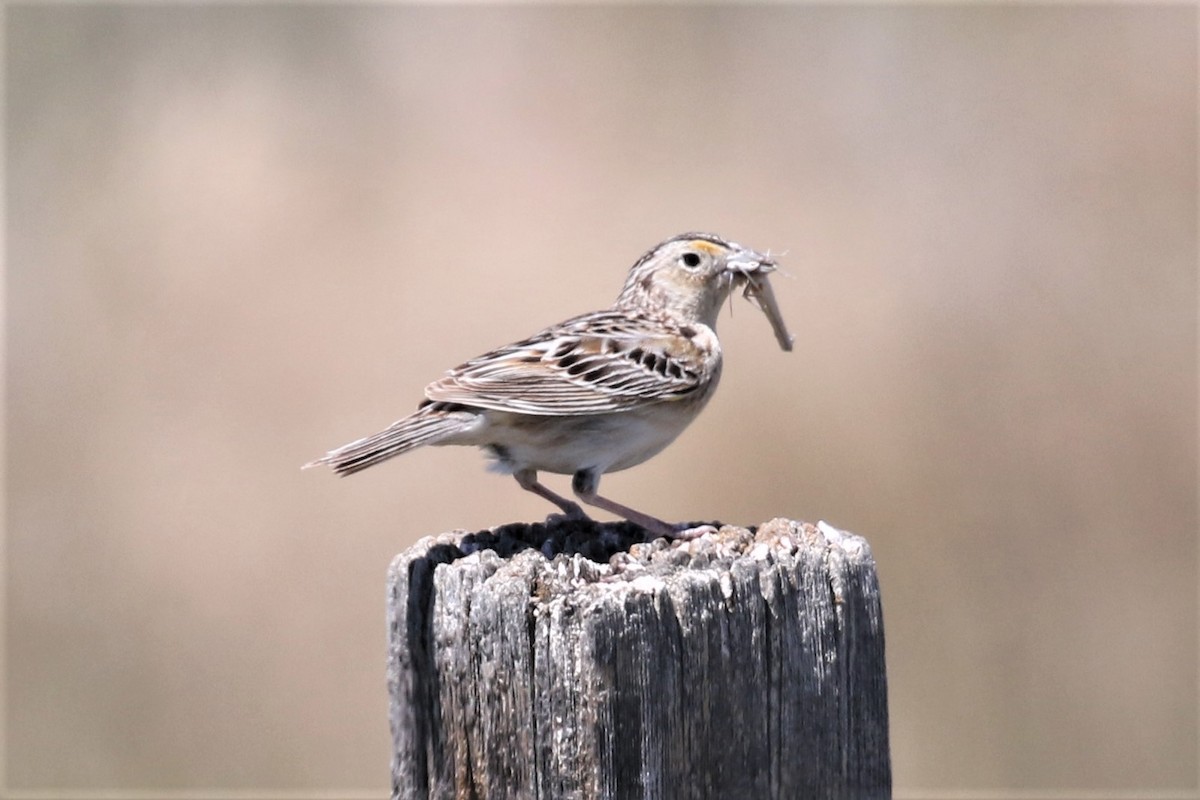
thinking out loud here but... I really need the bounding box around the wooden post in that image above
[387,518,890,800]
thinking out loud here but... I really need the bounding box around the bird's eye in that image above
[681,252,702,268]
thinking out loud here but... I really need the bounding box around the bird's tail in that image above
[303,403,478,476]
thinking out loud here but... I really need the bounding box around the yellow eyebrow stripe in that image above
[689,240,725,255]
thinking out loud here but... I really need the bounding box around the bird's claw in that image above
[671,523,719,541]
[544,504,590,526]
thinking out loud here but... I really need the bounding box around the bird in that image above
[304,232,793,539]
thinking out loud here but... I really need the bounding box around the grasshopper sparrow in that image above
[305,232,792,539]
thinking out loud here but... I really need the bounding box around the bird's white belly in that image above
[465,403,705,476]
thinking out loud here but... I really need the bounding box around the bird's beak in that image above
[726,247,793,352]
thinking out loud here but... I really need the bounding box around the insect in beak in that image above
[725,249,794,352]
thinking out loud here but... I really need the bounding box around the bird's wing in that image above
[422,311,714,416]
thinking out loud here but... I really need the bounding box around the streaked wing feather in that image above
[423,311,707,416]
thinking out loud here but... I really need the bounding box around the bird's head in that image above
[615,233,793,350]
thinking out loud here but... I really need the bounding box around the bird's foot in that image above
[669,523,720,541]
[544,503,590,526]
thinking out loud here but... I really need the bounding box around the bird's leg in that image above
[571,470,687,540]
[514,468,589,521]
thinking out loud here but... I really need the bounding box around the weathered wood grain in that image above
[387,518,890,800]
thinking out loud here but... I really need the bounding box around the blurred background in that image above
[6,4,1196,797]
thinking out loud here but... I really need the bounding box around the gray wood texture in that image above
[387,518,890,800]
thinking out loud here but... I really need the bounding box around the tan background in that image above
[6,4,1197,796]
